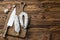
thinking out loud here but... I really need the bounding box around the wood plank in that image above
[52,32,60,40]
[27,28,50,40]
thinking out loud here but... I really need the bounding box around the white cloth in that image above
[19,12,28,29]
[14,15,20,33]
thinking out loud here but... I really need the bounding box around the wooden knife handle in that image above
[3,26,8,37]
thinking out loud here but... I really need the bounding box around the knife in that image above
[3,8,16,37]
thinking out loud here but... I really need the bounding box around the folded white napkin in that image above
[19,12,28,29]
[14,15,20,33]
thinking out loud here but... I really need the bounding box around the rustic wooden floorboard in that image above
[0,0,60,40]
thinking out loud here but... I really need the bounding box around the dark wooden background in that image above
[0,0,60,40]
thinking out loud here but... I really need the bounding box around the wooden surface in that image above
[0,0,60,40]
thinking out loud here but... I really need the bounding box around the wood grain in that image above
[0,0,59,40]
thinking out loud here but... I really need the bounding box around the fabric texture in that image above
[14,15,20,33]
[19,12,28,29]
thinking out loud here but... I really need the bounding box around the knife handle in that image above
[3,26,8,37]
